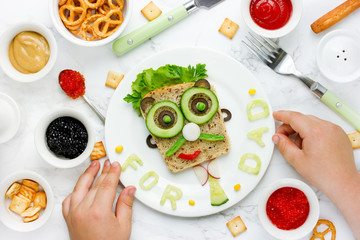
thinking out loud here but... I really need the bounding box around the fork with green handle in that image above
[112,0,224,55]
[243,32,360,131]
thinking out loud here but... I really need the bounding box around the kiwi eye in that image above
[180,80,219,125]
[145,101,184,138]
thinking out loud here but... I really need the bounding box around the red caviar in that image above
[266,187,309,230]
[59,69,86,99]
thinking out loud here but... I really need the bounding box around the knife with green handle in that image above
[112,0,225,55]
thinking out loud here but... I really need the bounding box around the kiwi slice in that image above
[180,87,219,125]
[146,101,184,138]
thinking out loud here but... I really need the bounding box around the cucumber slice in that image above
[209,176,229,206]
[145,101,184,138]
[180,87,219,125]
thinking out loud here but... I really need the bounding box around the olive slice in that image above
[158,110,175,128]
[146,134,157,148]
[141,97,155,113]
[221,109,232,122]
[191,98,209,114]
[194,79,210,89]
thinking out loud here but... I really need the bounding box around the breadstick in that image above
[311,0,360,34]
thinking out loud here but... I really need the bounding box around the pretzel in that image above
[93,9,123,39]
[59,0,88,26]
[310,219,336,240]
[84,0,105,9]
[59,0,68,6]
[108,0,124,11]
[80,14,103,41]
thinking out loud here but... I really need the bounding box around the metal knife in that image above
[112,0,224,55]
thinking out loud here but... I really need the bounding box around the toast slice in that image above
[141,82,231,173]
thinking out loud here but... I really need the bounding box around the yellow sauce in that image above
[8,31,50,74]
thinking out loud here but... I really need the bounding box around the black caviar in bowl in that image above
[46,117,88,159]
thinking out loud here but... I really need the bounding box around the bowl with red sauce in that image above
[241,0,303,38]
[258,178,319,240]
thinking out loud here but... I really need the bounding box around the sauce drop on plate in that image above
[250,0,293,30]
[266,187,309,230]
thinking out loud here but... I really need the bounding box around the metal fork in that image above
[243,32,360,131]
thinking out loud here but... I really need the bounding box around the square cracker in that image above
[23,179,39,192]
[141,1,162,21]
[141,82,231,173]
[19,185,36,202]
[219,18,239,39]
[5,182,21,198]
[348,131,360,149]
[9,195,31,215]
[226,216,247,237]
[90,141,107,160]
[105,71,124,89]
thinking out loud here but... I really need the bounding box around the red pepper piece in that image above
[178,150,201,160]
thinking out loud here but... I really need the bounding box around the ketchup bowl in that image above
[241,0,303,38]
[258,178,319,240]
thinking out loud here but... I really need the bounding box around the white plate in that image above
[105,47,275,217]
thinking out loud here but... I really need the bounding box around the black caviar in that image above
[46,117,88,159]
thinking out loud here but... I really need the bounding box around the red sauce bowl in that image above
[241,0,302,38]
[258,178,319,240]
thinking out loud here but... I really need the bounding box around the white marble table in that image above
[1,0,359,239]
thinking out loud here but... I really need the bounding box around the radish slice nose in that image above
[182,123,200,141]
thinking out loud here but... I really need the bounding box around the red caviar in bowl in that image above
[266,187,310,230]
[59,69,86,99]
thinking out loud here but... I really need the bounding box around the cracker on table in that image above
[105,71,124,89]
[226,216,247,237]
[90,141,107,160]
[141,1,162,21]
[219,18,239,39]
[348,131,360,149]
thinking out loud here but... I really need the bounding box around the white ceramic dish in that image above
[317,29,360,83]
[0,170,54,232]
[105,47,275,217]
[258,178,319,240]
[0,22,58,83]
[241,0,302,38]
[0,93,21,144]
[34,107,95,168]
[49,0,133,47]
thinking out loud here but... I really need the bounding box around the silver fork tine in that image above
[257,34,279,51]
[245,36,273,62]
[242,40,271,64]
[248,32,276,58]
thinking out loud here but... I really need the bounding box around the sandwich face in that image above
[141,80,231,173]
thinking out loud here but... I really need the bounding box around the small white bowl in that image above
[258,178,319,240]
[0,22,58,83]
[0,93,21,144]
[317,29,360,83]
[241,0,302,38]
[0,170,54,232]
[35,107,95,168]
[49,0,133,47]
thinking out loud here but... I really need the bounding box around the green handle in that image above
[113,5,189,55]
[321,90,360,131]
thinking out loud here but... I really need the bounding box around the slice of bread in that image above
[141,82,231,173]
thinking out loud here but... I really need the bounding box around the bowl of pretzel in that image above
[50,0,133,47]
